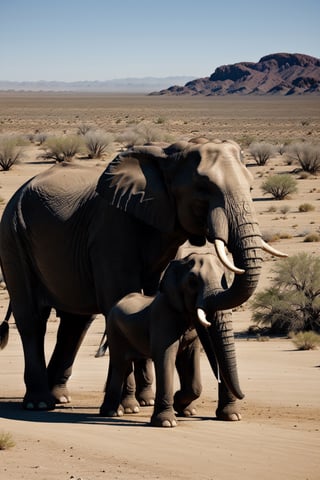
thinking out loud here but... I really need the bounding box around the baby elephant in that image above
[100,252,236,427]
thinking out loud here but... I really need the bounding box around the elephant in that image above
[0,138,285,414]
[102,251,240,427]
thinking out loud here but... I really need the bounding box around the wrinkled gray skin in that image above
[103,252,240,427]
[0,139,263,416]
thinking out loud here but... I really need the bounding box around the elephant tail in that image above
[0,302,11,350]
[95,330,108,358]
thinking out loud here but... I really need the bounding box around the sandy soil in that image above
[0,94,319,480]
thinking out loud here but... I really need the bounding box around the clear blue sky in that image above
[1,0,319,82]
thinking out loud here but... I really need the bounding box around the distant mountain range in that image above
[0,76,195,93]
[150,53,320,96]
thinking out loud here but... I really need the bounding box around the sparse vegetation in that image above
[84,131,114,159]
[249,141,276,165]
[287,142,320,174]
[116,122,165,147]
[0,431,15,450]
[42,135,84,162]
[298,203,315,212]
[280,205,290,215]
[289,331,320,350]
[251,253,320,334]
[304,233,320,242]
[77,124,93,136]
[0,135,23,171]
[261,174,298,200]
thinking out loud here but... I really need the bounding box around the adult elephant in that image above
[0,139,284,415]
[103,252,241,427]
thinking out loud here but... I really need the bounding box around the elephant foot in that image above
[216,400,242,421]
[173,391,198,417]
[120,394,140,413]
[175,401,197,417]
[23,392,56,411]
[150,409,178,428]
[136,386,155,407]
[100,404,124,417]
[51,384,72,404]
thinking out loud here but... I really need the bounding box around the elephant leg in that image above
[151,343,179,427]
[174,338,202,417]
[100,362,139,416]
[216,381,241,421]
[47,312,94,404]
[16,306,55,410]
[133,358,155,406]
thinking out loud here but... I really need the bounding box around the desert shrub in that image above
[289,331,320,350]
[249,141,276,165]
[261,174,298,200]
[267,205,277,213]
[43,135,84,162]
[251,253,320,334]
[0,431,15,450]
[304,233,320,242]
[280,205,290,215]
[84,131,114,159]
[77,124,93,136]
[116,122,164,147]
[0,135,23,171]
[298,203,315,212]
[287,142,320,174]
[34,133,48,145]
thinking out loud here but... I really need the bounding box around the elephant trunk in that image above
[206,196,263,310]
[196,300,244,400]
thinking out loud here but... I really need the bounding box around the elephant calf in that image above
[101,252,243,427]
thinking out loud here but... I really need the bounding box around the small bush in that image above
[261,174,298,200]
[251,252,320,334]
[0,135,23,170]
[116,122,164,147]
[288,142,320,174]
[304,233,320,242]
[289,331,320,350]
[280,205,290,215]
[34,133,48,145]
[249,142,276,165]
[43,135,84,162]
[84,131,114,159]
[298,203,315,212]
[267,205,277,213]
[77,124,93,136]
[0,431,15,450]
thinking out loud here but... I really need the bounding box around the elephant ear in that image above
[96,146,176,232]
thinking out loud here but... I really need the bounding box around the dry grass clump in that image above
[42,135,84,162]
[303,233,320,242]
[287,142,320,174]
[0,135,23,170]
[298,203,315,212]
[289,331,320,350]
[84,131,114,159]
[249,141,276,165]
[0,431,15,450]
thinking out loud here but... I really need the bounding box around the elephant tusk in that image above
[197,308,211,327]
[214,239,245,275]
[261,239,288,258]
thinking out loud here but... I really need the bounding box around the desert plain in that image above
[0,93,319,480]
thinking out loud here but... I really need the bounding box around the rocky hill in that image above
[151,53,320,96]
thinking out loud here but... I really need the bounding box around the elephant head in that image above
[97,139,285,310]
[159,252,244,400]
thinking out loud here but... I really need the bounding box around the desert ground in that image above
[0,93,319,480]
